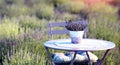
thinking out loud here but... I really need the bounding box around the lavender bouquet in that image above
[65,20,87,31]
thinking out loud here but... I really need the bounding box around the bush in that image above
[87,12,120,65]
[18,16,47,31]
[88,12,119,38]
[0,6,7,17]
[5,0,16,4]
[0,0,4,5]
[6,50,45,65]
[6,5,31,17]
[86,3,118,14]
[35,3,54,19]
[3,39,47,65]
[52,0,69,6]
[24,0,40,7]
[54,13,78,20]
[5,0,24,5]
[57,1,86,14]
[0,18,23,39]
[0,1,7,17]
[0,18,24,65]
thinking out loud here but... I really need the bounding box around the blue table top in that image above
[44,39,115,51]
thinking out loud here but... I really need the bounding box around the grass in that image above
[7,40,46,65]
[0,0,120,65]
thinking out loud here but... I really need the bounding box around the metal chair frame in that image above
[45,20,95,65]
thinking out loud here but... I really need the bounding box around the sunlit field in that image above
[0,0,120,65]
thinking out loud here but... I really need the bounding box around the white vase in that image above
[69,31,84,44]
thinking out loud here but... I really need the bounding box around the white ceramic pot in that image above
[69,31,84,44]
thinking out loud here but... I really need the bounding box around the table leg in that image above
[45,47,55,65]
[70,51,77,65]
[86,51,92,65]
[96,49,110,65]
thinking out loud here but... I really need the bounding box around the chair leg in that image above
[96,49,110,65]
[70,51,77,65]
[45,47,55,65]
[86,51,93,65]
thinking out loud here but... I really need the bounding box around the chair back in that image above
[48,20,88,40]
[46,20,99,65]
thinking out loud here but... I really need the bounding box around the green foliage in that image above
[7,50,45,65]
[52,0,69,5]
[6,5,31,17]
[5,0,16,4]
[0,42,11,64]
[0,6,7,17]
[19,16,47,30]
[25,0,53,8]
[88,13,120,42]
[57,1,86,14]
[35,3,54,19]
[0,1,120,65]
[0,0,4,5]
[88,10,120,65]
[0,18,24,65]
[0,18,23,39]
[6,39,47,65]
[0,1,7,17]
[24,0,40,7]
[86,3,118,14]
[5,0,24,5]
[54,13,78,20]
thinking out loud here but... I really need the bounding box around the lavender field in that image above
[0,0,120,65]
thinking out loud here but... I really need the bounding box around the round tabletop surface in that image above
[44,39,115,51]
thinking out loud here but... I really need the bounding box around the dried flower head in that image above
[65,20,87,31]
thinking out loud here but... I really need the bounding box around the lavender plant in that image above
[65,20,87,31]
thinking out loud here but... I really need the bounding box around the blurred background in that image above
[0,0,120,65]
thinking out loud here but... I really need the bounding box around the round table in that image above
[44,39,115,65]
